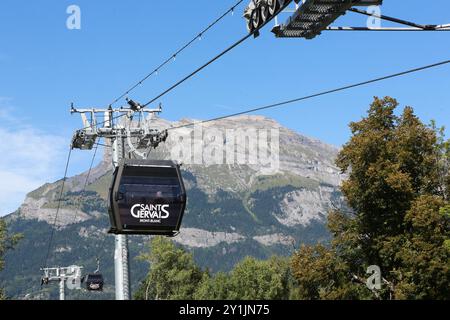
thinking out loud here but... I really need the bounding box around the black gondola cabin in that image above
[85,273,104,291]
[108,159,186,236]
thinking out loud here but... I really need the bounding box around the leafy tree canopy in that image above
[134,237,204,300]
[292,97,449,299]
[135,238,292,300]
[0,219,22,300]
[134,97,449,300]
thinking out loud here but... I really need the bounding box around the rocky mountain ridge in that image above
[1,115,345,299]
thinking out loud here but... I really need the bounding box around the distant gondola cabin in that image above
[85,273,104,291]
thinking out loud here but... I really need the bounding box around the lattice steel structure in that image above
[271,0,383,38]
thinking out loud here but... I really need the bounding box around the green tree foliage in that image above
[291,97,450,299]
[136,237,293,300]
[219,256,291,300]
[393,195,449,299]
[226,256,291,300]
[291,244,370,300]
[134,97,448,300]
[134,237,205,300]
[194,272,231,300]
[0,219,22,300]
[193,256,292,300]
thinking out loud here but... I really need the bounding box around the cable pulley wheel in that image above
[251,7,262,29]
[261,3,270,23]
[268,0,280,15]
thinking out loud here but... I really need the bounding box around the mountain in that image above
[0,115,345,299]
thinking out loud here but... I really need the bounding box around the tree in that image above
[194,272,231,300]
[291,97,450,299]
[133,97,448,300]
[0,219,22,300]
[226,256,291,300]
[291,244,370,300]
[195,256,292,300]
[134,237,204,300]
[135,237,294,300]
[393,195,449,299]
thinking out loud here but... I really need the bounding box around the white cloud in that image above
[0,171,42,215]
[0,107,66,216]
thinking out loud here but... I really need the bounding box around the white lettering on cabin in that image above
[130,204,170,221]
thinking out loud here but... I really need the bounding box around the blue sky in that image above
[0,0,449,215]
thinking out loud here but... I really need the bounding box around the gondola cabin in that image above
[108,159,187,236]
[85,273,104,291]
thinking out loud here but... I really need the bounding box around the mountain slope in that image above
[0,115,345,299]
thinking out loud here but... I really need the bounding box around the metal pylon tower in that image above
[70,100,167,300]
[41,266,83,300]
[112,134,130,300]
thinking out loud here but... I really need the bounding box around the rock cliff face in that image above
[1,116,345,299]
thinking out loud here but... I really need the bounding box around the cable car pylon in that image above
[70,101,172,300]
[40,266,83,300]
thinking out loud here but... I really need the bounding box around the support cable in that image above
[77,0,291,132]
[42,147,73,269]
[70,143,99,227]
[84,31,255,131]
[348,7,445,30]
[142,33,253,107]
[108,0,245,107]
[166,59,450,131]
